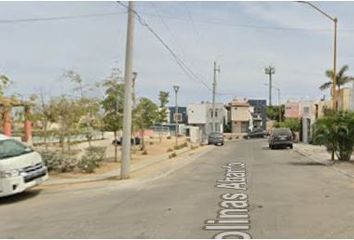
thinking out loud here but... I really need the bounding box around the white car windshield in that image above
[0,139,32,160]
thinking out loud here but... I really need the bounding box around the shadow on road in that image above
[289,161,325,166]
[261,146,292,151]
[0,189,42,205]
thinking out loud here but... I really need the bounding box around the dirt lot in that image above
[47,135,194,178]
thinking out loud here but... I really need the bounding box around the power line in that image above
[0,11,125,24]
[183,3,201,39]
[141,12,354,33]
[116,1,213,92]
[148,2,188,62]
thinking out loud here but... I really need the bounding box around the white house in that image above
[187,102,225,143]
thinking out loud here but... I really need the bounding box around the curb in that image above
[43,145,213,186]
[294,145,354,179]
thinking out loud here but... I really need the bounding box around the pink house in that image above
[284,102,300,119]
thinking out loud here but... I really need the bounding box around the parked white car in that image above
[0,134,48,197]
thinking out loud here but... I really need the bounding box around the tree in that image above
[156,91,169,143]
[266,105,284,122]
[50,96,84,152]
[320,65,354,92]
[313,112,354,161]
[279,118,301,132]
[0,74,10,97]
[101,79,125,162]
[77,97,101,147]
[31,92,57,150]
[64,69,85,98]
[157,91,169,122]
[134,97,159,150]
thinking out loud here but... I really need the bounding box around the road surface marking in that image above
[203,162,251,239]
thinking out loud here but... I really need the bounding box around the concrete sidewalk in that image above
[294,143,354,179]
[43,145,214,186]
[294,143,334,165]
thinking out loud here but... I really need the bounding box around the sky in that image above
[1,1,354,106]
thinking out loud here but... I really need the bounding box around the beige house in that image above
[229,99,252,134]
[337,87,354,111]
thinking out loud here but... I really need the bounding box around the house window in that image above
[210,109,218,118]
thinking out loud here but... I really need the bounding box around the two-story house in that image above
[229,99,252,134]
[187,102,225,142]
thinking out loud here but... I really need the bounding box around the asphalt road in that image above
[2,139,354,238]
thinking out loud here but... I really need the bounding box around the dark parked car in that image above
[268,128,293,149]
[208,132,224,146]
[112,137,141,146]
[245,128,268,139]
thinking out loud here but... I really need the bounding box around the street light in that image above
[173,85,180,146]
[265,83,282,122]
[265,66,275,106]
[297,1,338,111]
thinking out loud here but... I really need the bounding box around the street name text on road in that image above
[204,162,251,239]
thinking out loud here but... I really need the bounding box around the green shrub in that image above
[173,142,188,150]
[38,150,60,171]
[313,111,354,161]
[169,152,177,158]
[279,119,301,132]
[38,150,77,173]
[77,146,106,173]
[190,145,198,150]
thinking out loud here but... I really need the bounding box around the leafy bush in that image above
[279,119,301,132]
[173,142,188,150]
[313,111,354,161]
[168,152,177,159]
[77,146,106,173]
[38,150,77,173]
[190,145,198,150]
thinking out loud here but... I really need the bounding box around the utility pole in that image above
[264,83,281,122]
[121,1,135,180]
[278,89,281,122]
[275,87,281,122]
[173,85,180,146]
[132,72,137,109]
[265,66,275,106]
[212,61,221,132]
[131,72,137,150]
[333,17,338,111]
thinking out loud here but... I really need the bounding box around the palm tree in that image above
[319,65,354,92]
[313,112,354,161]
